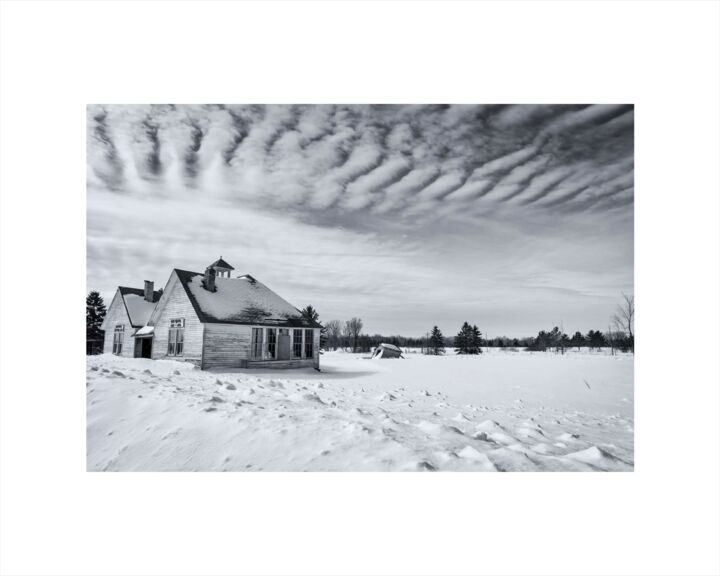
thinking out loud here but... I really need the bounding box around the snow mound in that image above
[416,420,443,435]
[451,412,472,423]
[302,392,326,405]
[475,420,505,433]
[457,446,497,471]
[564,446,629,471]
[515,426,545,440]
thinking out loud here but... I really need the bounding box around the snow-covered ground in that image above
[87,348,633,471]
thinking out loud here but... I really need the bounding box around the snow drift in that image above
[87,349,633,472]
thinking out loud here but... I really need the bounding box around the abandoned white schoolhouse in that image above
[101,258,322,370]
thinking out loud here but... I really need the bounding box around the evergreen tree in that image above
[454,322,470,354]
[429,326,445,355]
[455,322,481,355]
[470,324,482,354]
[86,291,106,354]
[586,329,606,349]
[301,305,328,349]
[560,332,570,354]
[528,330,548,351]
[570,331,586,349]
[300,305,318,323]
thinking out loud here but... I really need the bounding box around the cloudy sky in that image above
[87,104,633,338]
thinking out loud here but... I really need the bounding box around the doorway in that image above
[140,338,153,359]
[277,329,291,360]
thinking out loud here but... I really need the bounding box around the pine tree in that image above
[469,324,482,354]
[429,326,445,355]
[549,326,562,351]
[454,322,473,354]
[301,305,328,349]
[570,331,585,349]
[86,291,106,354]
[586,329,606,350]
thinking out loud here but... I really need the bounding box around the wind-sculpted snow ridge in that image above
[87,350,634,472]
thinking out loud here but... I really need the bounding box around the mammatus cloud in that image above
[87,105,633,336]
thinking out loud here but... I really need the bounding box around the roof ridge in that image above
[173,267,202,276]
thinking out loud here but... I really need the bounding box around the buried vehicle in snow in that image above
[371,343,404,359]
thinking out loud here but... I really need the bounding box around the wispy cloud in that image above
[87,104,633,336]
[87,104,634,219]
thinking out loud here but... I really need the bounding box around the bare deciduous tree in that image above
[612,292,634,352]
[325,319,342,351]
[344,317,363,352]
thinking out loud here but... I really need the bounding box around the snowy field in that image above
[87,349,633,472]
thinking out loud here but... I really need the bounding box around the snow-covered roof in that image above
[174,269,320,328]
[377,343,402,353]
[119,286,162,327]
[133,325,155,337]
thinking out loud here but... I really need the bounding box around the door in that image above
[278,330,291,360]
[141,338,153,359]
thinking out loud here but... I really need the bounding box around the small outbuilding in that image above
[371,343,404,359]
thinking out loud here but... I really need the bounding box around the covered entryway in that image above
[133,326,155,359]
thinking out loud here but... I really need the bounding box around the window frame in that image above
[304,329,314,359]
[266,328,277,359]
[292,329,303,358]
[167,318,185,356]
[251,327,264,359]
[112,324,124,355]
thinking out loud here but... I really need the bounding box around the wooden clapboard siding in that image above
[102,289,134,357]
[151,273,203,364]
[202,324,252,369]
[247,358,316,369]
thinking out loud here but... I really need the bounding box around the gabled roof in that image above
[173,269,321,328]
[118,286,162,327]
[209,257,234,270]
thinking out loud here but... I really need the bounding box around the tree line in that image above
[312,293,634,356]
[87,292,634,356]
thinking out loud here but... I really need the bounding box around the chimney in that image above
[204,267,216,292]
[144,280,154,302]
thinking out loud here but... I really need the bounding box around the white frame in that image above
[249,327,315,361]
[304,328,313,359]
[167,318,185,356]
[250,327,264,359]
[112,324,124,355]
[265,327,277,359]
[292,328,303,358]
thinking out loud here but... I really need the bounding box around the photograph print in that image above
[86,104,634,472]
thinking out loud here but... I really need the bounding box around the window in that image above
[167,318,185,356]
[293,329,303,358]
[112,325,124,355]
[266,328,277,359]
[304,329,314,358]
[251,328,263,359]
